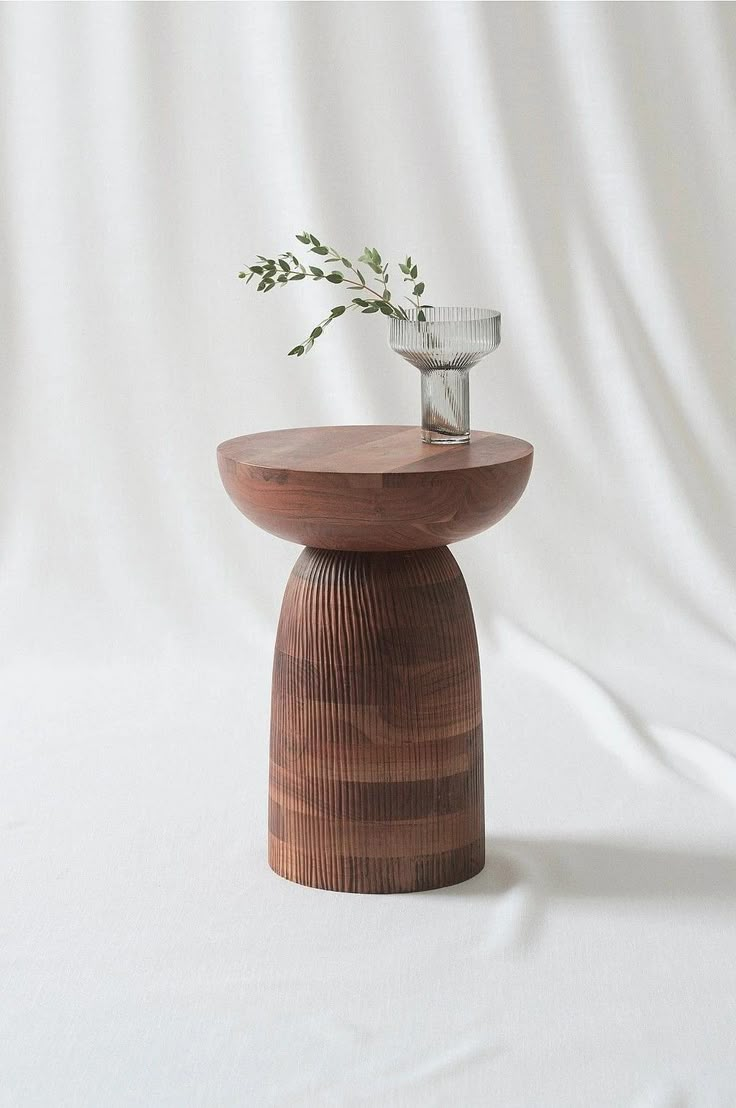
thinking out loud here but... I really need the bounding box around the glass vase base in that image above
[422,428,471,446]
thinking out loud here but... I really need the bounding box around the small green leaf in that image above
[362,304,380,313]
[331,305,346,317]
[278,259,290,272]
[378,302,393,315]
[325,272,343,283]
[311,245,329,256]
[309,234,321,246]
[238,272,246,279]
[399,263,409,274]
[414,281,425,296]
[277,274,288,283]
[309,266,324,277]
[288,344,305,356]
[352,297,369,307]
[290,272,306,280]
[295,233,310,244]
[382,289,391,300]
[417,309,426,322]
[310,325,323,339]
[356,269,366,284]
[341,258,351,267]
[410,265,418,279]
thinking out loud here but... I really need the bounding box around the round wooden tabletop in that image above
[217,425,533,551]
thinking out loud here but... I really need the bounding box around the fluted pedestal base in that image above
[268,546,485,893]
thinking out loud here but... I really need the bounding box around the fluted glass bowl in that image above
[389,307,501,444]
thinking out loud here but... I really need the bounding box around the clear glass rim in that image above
[400,306,501,323]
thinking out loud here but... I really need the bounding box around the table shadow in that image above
[438,836,736,900]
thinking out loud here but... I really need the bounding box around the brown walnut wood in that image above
[216,425,534,893]
[269,546,484,893]
[217,425,533,551]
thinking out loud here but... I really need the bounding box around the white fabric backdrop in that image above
[2,3,735,1105]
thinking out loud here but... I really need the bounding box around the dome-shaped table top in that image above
[217,425,533,552]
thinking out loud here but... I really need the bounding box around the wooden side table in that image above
[217,426,533,893]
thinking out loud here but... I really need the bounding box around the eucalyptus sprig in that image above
[238,232,430,356]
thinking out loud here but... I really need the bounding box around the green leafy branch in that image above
[238,232,430,356]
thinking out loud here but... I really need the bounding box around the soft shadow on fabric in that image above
[437,836,736,900]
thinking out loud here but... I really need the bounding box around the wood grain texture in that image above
[218,425,533,551]
[269,545,485,893]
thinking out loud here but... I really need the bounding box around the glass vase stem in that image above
[421,368,470,445]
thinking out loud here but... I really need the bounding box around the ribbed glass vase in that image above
[389,307,501,444]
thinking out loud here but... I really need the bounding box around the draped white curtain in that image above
[2,4,735,1105]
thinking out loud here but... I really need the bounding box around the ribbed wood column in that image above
[268,546,485,893]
